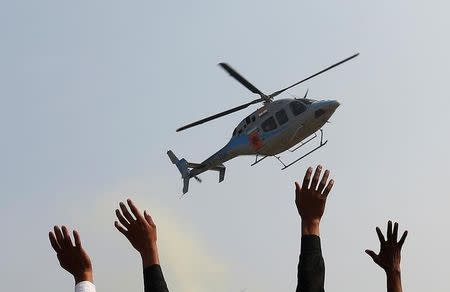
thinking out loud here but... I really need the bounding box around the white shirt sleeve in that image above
[75,281,96,292]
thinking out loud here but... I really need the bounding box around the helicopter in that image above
[168,53,359,194]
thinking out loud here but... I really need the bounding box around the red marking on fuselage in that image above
[249,131,263,150]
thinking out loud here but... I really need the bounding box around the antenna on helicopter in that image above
[176,53,359,132]
[287,88,308,100]
[303,88,309,99]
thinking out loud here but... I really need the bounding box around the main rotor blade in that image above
[269,53,359,98]
[219,63,265,97]
[176,98,263,132]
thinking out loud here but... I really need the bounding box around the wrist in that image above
[385,269,401,278]
[385,269,402,290]
[140,243,160,268]
[74,270,93,284]
[301,219,320,236]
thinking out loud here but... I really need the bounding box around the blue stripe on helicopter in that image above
[223,126,287,152]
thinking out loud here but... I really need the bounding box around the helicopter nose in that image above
[328,100,340,112]
[314,100,340,119]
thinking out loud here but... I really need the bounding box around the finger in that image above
[393,222,399,243]
[376,227,385,244]
[54,226,64,247]
[62,226,74,247]
[127,199,145,222]
[49,232,61,252]
[115,209,130,227]
[365,249,378,261]
[295,182,301,200]
[387,221,392,242]
[114,221,129,238]
[398,230,408,248]
[310,165,322,190]
[317,169,330,193]
[322,179,334,197]
[73,230,82,248]
[144,210,156,227]
[120,202,135,222]
[302,167,313,189]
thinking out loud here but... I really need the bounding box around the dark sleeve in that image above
[143,264,169,292]
[296,235,325,292]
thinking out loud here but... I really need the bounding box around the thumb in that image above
[365,249,378,261]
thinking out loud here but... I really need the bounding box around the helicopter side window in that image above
[289,100,307,116]
[261,116,277,132]
[251,116,256,122]
[275,109,289,125]
[245,116,251,125]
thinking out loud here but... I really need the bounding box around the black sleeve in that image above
[296,235,325,292]
[143,264,169,292]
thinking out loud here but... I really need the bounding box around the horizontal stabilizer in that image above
[187,162,203,169]
[210,164,226,182]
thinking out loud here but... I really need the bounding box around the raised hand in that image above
[295,165,334,235]
[366,221,407,292]
[366,221,408,273]
[114,199,160,267]
[49,226,93,284]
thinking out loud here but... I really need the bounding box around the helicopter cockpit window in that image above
[290,100,307,116]
[276,109,289,125]
[261,116,277,132]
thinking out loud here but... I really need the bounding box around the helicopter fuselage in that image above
[189,98,339,178]
[169,54,357,194]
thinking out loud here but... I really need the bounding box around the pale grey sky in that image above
[1,1,449,292]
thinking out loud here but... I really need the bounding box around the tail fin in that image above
[167,150,191,194]
[167,150,226,194]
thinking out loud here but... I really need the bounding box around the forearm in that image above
[141,243,169,292]
[143,264,169,292]
[386,271,402,292]
[296,235,325,292]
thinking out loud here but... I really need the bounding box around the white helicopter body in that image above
[168,54,356,194]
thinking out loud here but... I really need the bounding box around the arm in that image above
[48,226,95,292]
[366,221,408,292]
[295,165,334,292]
[114,199,169,292]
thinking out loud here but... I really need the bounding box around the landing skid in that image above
[250,129,328,169]
[288,132,317,152]
[251,154,269,166]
